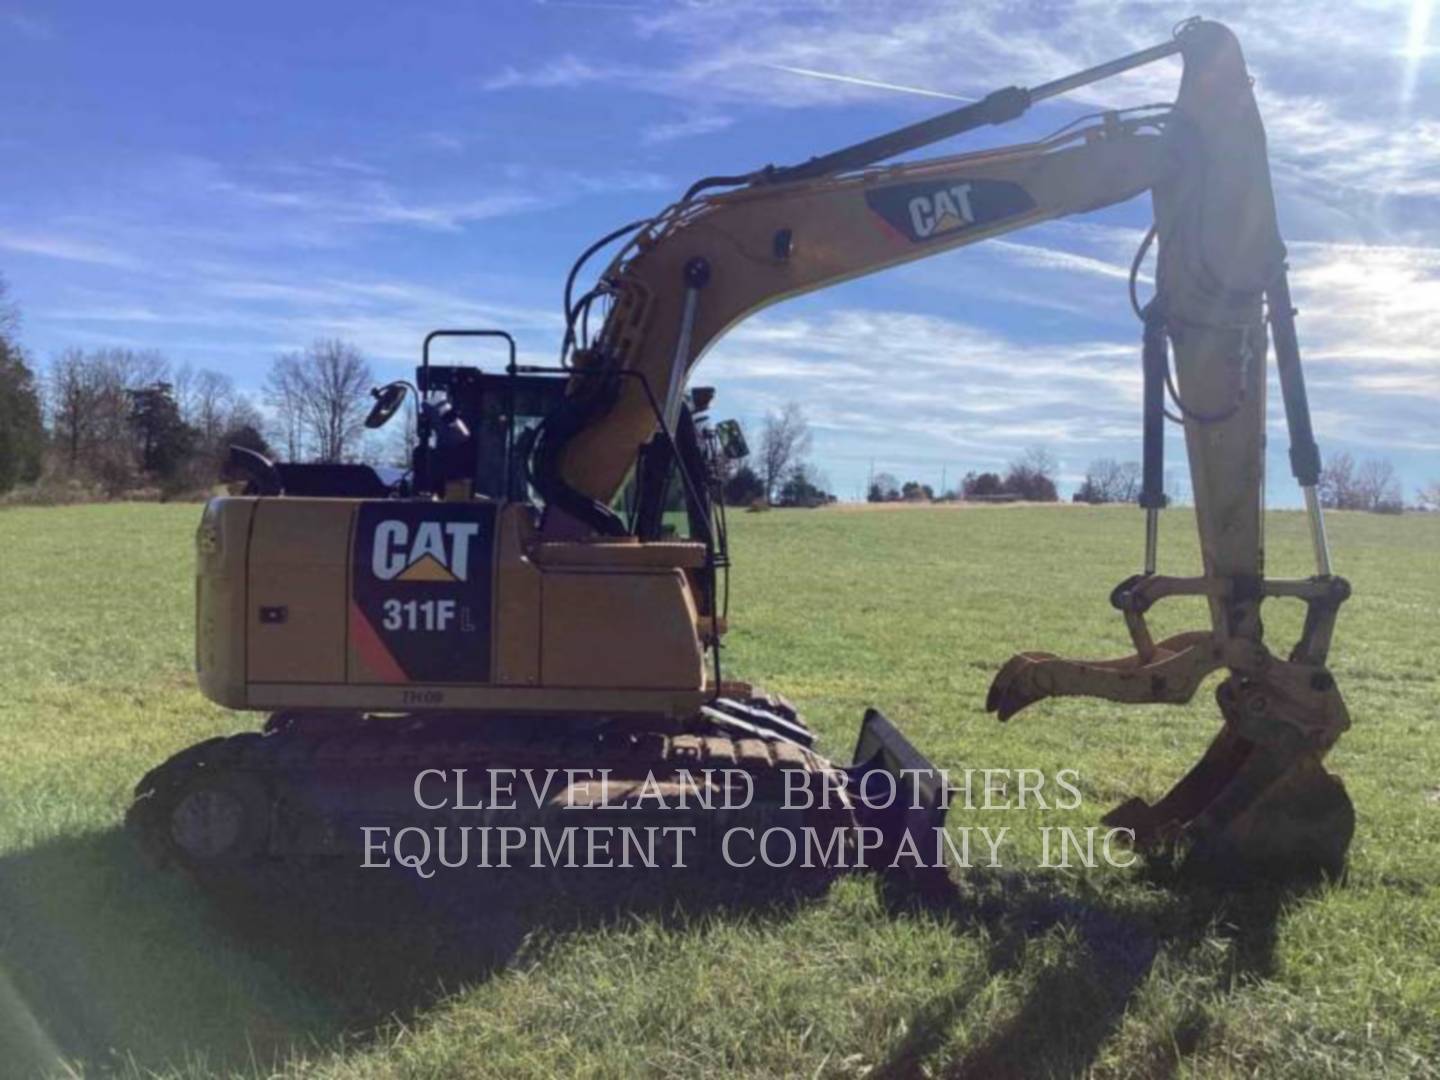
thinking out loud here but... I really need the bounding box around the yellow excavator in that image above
[130,19,1353,878]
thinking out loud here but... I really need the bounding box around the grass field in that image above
[1,502,1437,1078]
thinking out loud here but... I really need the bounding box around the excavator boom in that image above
[536,18,1353,875]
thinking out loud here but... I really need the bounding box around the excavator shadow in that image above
[0,826,835,1077]
[0,828,1325,1078]
[867,862,1323,1078]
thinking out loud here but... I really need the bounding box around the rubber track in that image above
[127,716,844,866]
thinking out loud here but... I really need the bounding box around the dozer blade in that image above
[845,708,949,866]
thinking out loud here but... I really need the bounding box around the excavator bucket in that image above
[1101,729,1354,881]
[985,573,1355,880]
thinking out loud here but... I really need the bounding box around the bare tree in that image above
[171,362,195,424]
[0,276,44,492]
[192,369,236,447]
[759,402,812,503]
[1004,445,1059,502]
[1354,457,1402,512]
[262,340,373,463]
[1320,452,1403,512]
[1318,451,1356,510]
[223,394,266,438]
[48,348,102,469]
[1419,480,1440,512]
[47,348,167,478]
[174,362,240,453]
[868,471,900,503]
[0,273,18,342]
[384,404,417,469]
[1076,458,1141,503]
[305,340,372,462]
[264,352,309,461]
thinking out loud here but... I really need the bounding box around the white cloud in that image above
[694,230,1440,490]
[0,228,142,269]
[479,54,624,91]
[16,0,1436,500]
[248,153,664,224]
[1288,240,1440,392]
[205,170,543,233]
[765,65,974,103]
[511,1,1440,240]
[989,240,1146,285]
[642,113,733,145]
[43,305,166,323]
[419,131,467,153]
[707,308,1144,463]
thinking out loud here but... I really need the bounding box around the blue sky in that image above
[2,0,1437,506]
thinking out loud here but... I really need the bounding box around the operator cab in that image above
[226,329,746,553]
[416,360,568,502]
[226,331,565,504]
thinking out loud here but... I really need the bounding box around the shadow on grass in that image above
[0,825,1331,1079]
[867,862,1325,1079]
[0,827,833,1077]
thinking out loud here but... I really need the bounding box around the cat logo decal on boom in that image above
[865,178,1037,243]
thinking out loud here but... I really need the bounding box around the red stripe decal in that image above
[349,601,409,683]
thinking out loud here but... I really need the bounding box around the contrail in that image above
[767,64,976,103]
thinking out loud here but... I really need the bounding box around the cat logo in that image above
[864,178,1036,244]
[370,520,480,582]
[907,183,975,239]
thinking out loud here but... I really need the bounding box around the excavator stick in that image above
[977,23,1358,881]
[986,283,1353,882]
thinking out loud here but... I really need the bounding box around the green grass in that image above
[1,502,1438,1078]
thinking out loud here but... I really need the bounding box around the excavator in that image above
[130,19,1354,879]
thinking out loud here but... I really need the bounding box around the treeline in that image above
[1317,452,1405,514]
[0,280,43,492]
[868,447,1062,503]
[0,272,395,501]
[866,448,1428,514]
[42,347,268,497]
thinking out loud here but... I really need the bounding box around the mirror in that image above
[365,382,409,429]
[714,419,749,461]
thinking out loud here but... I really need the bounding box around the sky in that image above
[2,0,1437,507]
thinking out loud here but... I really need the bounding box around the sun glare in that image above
[1402,0,1435,106]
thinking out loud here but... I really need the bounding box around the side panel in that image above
[199,496,708,713]
[246,499,353,685]
[540,569,703,690]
